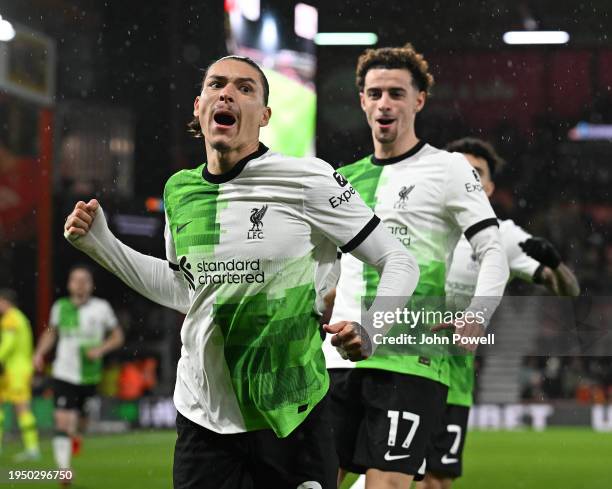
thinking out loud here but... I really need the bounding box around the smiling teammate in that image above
[420,137,580,489]
[62,55,420,489]
[323,45,509,488]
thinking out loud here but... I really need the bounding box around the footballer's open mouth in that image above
[376,117,396,128]
[213,111,237,127]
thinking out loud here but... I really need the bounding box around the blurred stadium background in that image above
[0,0,611,487]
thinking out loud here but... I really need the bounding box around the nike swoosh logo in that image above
[441,454,459,464]
[384,450,411,461]
[177,221,192,233]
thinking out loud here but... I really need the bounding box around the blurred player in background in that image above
[0,288,40,461]
[61,55,419,489]
[324,44,509,488]
[33,265,124,482]
[419,137,580,489]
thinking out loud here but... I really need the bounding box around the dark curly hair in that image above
[446,137,506,177]
[355,43,434,95]
[187,55,269,139]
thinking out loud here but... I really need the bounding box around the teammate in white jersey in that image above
[62,55,421,489]
[421,137,580,489]
[34,265,124,482]
[323,45,510,488]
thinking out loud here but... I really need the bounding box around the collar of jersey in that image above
[202,143,269,184]
[370,140,426,166]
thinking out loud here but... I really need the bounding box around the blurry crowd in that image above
[490,100,612,402]
[521,356,612,403]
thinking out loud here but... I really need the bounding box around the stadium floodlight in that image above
[295,3,317,40]
[0,17,15,42]
[314,32,378,46]
[260,15,278,52]
[503,31,569,45]
[238,0,259,22]
[568,122,612,141]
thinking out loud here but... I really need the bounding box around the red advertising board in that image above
[428,50,594,133]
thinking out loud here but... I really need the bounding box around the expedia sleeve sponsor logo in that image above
[329,186,356,208]
[333,171,349,187]
[465,182,484,193]
[465,169,484,192]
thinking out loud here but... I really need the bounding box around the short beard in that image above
[210,139,232,152]
[374,130,396,145]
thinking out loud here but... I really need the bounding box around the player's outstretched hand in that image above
[432,320,484,352]
[519,237,561,269]
[64,199,99,239]
[323,321,372,361]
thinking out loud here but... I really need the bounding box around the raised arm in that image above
[64,199,191,314]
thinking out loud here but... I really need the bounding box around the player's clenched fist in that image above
[64,199,99,238]
[323,320,372,361]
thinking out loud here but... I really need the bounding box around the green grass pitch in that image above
[343,428,611,489]
[1,428,609,488]
[1,431,173,489]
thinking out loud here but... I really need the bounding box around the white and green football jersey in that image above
[164,144,381,437]
[445,219,540,406]
[50,296,118,385]
[324,141,498,386]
